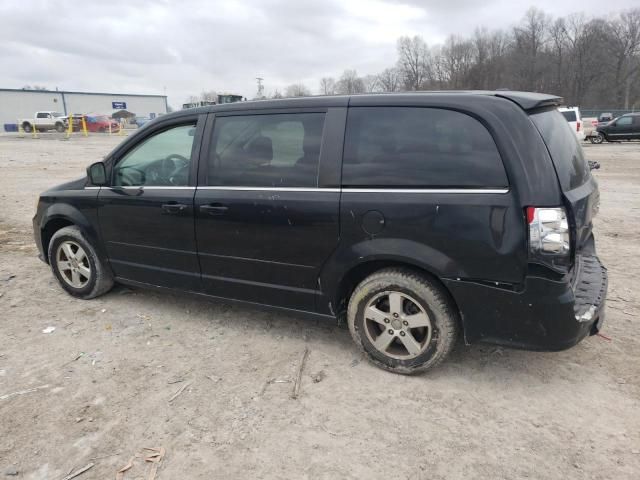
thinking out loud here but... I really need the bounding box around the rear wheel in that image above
[22,123,32,133]
[48,226,114,299]
[347,268,459,374]
[55,122,65,133]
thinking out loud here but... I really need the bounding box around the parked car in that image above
[20,111,68,133]
[558,106,585,141]
[582,116,599,141]
[85,115,120,133]
[33,91,607,374]
[598,112,614,124]
[592,113,640,144]
[134,116,151,128]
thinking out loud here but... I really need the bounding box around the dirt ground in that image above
[0,133,639,480]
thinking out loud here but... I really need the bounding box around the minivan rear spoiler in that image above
[493,91,563,111]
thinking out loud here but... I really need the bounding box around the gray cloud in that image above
[0,0,637,108]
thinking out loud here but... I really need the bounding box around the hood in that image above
[43,176,88,194]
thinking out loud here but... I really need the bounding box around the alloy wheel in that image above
[56,241,91,288]
[363,291,433,360]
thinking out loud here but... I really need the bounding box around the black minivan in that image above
[33,91,607,374]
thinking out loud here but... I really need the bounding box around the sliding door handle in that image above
[161,203,188,214]
[200,204,229,215]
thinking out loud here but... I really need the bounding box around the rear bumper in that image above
[444,255,608,351]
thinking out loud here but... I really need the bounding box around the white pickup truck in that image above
[20,111,68,133]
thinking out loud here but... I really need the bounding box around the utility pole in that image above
[256,77,264,99]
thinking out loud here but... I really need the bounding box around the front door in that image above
[608,116,633,139]
[98,117,203,290]
[194,110,341,312]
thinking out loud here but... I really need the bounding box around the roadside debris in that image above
[61,462,94,480]
[42,326,56,334]
[0,384,49,401]
[168,382,191,403]
[89,451,122,462]
[311,370,326,383]
[62,352,84,367]
[291,347,310,400]
[116,447,165,480]
[5,468,18,476]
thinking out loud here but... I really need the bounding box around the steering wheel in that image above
[165,154,190,185]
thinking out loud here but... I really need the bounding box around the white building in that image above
[1,88,168,128]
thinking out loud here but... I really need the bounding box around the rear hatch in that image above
[530,109,599,257]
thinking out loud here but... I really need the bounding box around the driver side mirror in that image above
[87,162,107,186]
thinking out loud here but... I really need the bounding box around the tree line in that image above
[280,7,640,109]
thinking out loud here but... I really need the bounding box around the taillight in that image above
[576,121,581,132]
[526,207,571,271]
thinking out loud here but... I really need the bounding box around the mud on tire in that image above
[347,268,459,374]
[48,226,114,299]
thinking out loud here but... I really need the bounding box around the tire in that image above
[55,122,65,133]
[48,226,114,299]
[592,132,604,144]
[347,268,459,374]
[22,123,32,133]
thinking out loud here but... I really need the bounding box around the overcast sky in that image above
[0,0,636,108]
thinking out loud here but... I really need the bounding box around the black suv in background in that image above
[33,92,607,374]
[593,112,640,143]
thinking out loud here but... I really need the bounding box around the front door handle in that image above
[162,203,188,214]
[200,204,229,215]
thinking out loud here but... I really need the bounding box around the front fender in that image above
[36,189,108,265]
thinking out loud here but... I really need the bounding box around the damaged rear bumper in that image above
[443,255,608,350]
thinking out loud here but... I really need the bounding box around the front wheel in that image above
[592,132,605,144]
[48,226,114,299]
[347,268,459,374]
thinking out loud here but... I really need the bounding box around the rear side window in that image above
[208,113,324,187]
[560,111,577,122]
[530,110,590,190]
[342,107,508,188]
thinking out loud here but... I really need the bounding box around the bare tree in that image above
[319,77,336,95]
[606,8,640,108]
[377,68,402,92]
[512,7,550,91]
[396,36,431,90]
[285,83,311,97]
[336,69,365,94]
[362,74,381,93]
[308,7,640,109]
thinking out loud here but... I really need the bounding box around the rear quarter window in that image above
[530,110,590,191]
[342,107,508,188]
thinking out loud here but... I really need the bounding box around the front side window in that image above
[37,112,49,118]
[208,113,325,187]
[113,124,195,187]
[616,116,632,126]
[342,107,508,188]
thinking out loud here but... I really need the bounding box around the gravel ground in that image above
[1,133,639,479]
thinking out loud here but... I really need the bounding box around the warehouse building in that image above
[1,88,168,129]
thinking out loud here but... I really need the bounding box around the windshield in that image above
[530,109,590,191]
[560,111,577,122]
